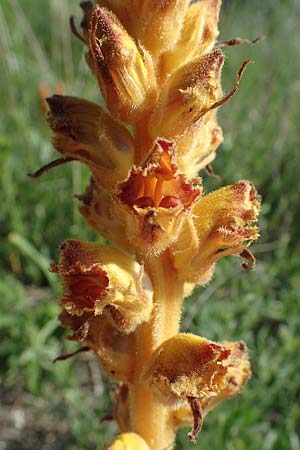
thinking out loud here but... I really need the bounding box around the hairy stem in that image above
[129,250,184,449]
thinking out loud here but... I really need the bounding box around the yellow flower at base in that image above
[103,432,150,450]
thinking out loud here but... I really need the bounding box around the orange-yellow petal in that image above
[170,340,250,434]
[145,333,251,442]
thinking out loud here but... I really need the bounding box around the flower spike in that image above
[145,334,251,443]
[40,0,263,448]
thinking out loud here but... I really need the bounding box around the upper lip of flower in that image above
[117,139,202,211]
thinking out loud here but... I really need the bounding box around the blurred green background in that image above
[0,0,299,449]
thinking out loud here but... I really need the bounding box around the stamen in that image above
[154,178,163,206]
[144,175,156,198]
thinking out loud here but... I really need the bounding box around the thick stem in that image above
[129,250,184,450]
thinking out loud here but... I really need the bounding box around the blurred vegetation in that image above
[0,0,299,449]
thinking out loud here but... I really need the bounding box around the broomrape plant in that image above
[33,1,261,448]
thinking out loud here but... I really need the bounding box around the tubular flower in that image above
[145,334,251,442]
[86,6,156,123]
[53,240,153,333]
[103,432,150,450]
[116,139,201,255]
[35,0,264,449]
[148,50,224,141]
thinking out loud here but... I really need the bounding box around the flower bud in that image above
[47,95,134,189]
[103,432,150,450]
[115,139,201,255]
[172,181,260,285]
[55,240,153,333]
[87,7,156,122]
[162,0,222,76]
[148,50,224,140]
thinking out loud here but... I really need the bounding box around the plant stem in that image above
[129,249,184,449]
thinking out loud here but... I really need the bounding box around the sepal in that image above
[78,180,134,253]
[59,310,135,382]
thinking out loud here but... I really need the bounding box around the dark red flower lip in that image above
[118,139,201,210]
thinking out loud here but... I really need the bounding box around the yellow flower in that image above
[53,240,153,333]
[145,333,251,443]
[148,50,224,140]
[115,139,201,255]
[172,180,260,285]
[86,6,156,123]
[103,432,150,450]
[47,95,134,190]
